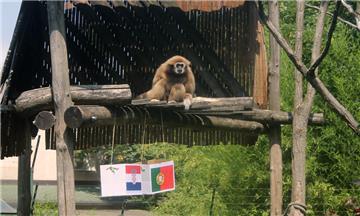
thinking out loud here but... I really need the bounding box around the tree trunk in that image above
[289,1,306,215]
[289,1,329,216]
[268,1,283,215]
[47,1,76,215]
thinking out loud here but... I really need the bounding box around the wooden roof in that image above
[66,0,246,12]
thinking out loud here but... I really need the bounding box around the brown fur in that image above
[136,56,195,104]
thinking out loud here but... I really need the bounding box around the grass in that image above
[32,202,58,216]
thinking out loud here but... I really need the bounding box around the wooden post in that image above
[47,1,76,215]
[17,119,31,216]
[268,1,282,215]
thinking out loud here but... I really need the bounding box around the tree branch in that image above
[304,1,329,113]
[340,0,360,21]
[307,1,340,77]
[356,2,360,28]
[306,3,360,31]
[258,1,360,135]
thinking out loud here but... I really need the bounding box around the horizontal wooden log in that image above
[191,97,254,110]
[188,109,325,125]
[33,111,56,130]
[64,105,264,133]
[131,97,254,111]
[235,109,325,125]
[15,85,131,114]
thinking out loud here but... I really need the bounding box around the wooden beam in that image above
[15,84,131,114]
[17,119,31,216]
[133,97,254,111]
[268,1,283,215]
[190,97,253,110]
[64,105,265,133]
[33,111,56,130]
[233,109,324,125]
[47,1,76,215]
[187,109,324,125]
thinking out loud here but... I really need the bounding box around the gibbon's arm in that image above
[152,74,162,86]
[152,64,167,86]
[184,71,195,94]
[183,71,195,110]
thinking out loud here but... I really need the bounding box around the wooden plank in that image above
[47,1,76,215]
[15,85,131,114]
[250,2,268,108]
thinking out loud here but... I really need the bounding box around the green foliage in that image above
[137,140,270,216]
[32,202,58,216]
[278,2,360,215]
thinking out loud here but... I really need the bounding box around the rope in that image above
[283,202,307,216]
[141,113,147,163]
[110,120,116,164]
[160,111,165,143]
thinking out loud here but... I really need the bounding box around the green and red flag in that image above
[100,161,175,196]
[151,162,175,193]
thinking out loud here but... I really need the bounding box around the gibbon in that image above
[136,55,195,109]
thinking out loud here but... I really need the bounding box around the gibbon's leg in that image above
[137,79,167,100]
[168,84,186,103]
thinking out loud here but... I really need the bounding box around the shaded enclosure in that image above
[1,1,267,158]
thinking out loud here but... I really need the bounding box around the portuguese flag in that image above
[150,162,175,193]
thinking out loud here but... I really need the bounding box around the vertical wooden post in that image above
[268,1,282,216]
[17,120,31,216]
[47,1,76,215]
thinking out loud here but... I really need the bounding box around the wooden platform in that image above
[1,87,325,158]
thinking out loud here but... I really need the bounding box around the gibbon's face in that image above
[173,62,187,75]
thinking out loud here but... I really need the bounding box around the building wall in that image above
[0,130,57,182]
